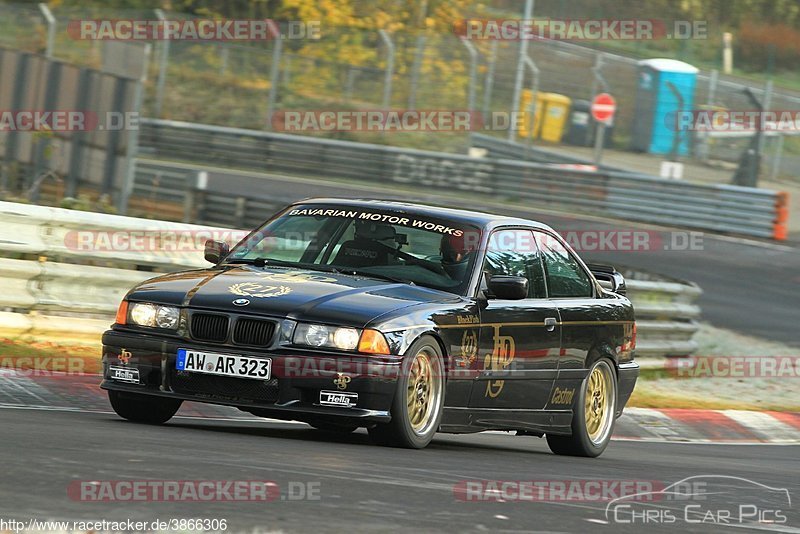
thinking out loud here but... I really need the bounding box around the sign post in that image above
[591,93,616,166]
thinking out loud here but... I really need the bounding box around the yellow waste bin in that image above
[536,92,572,142]
[518,91,572,142]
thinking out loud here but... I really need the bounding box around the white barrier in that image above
[0,201,242,269]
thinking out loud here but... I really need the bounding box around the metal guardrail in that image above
[0,200,236,269]
[137,119,789,240]
[0,201,701,359]
[469,133,634,174]
[622,273,702,358]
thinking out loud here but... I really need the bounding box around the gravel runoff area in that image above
[632,323,800,412]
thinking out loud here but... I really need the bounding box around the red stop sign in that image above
[591,93,616,123]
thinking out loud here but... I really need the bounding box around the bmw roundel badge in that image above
[232,298,250,306]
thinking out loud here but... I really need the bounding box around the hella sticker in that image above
[109,366,140,384]
[319,390,358,407]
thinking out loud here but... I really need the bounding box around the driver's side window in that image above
[483,229,547,298]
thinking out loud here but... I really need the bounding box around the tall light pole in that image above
[508,0,534,141]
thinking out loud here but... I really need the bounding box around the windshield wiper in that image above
[341,269,412,285]
[224,257,342,274]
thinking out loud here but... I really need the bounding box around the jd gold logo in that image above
[458,330,478,367]
[551,387,576,405]
[229,282,292,298]
[228,272,337,298]
[484,326,515,398]
[333,373,352,390]
[118,349,132,365]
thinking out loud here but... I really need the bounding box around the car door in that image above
[533,230,601,394]
[469,228,561,411]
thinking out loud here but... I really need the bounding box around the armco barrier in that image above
[0,201,236,269]
[137,119,789,240]
[620,272,702,358]
[0,202,701,360]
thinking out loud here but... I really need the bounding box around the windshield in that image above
[225,204,482,295]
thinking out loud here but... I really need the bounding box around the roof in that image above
[291,198,555,231]
[638,58,699,74]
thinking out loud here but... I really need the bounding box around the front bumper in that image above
[101,329,402,424]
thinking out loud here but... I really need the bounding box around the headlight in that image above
[294,323,361,351]
[303,324,331,347]
[155,306,180,329]
[129,302,180,330]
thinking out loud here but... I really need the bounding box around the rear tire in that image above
[108,390,182,425]
[547,359,617,457]
[368,336,445,449]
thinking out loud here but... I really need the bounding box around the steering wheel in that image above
[374,242,448,276]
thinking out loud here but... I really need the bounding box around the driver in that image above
[440,232,477,280]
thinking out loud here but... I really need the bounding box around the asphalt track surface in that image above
[1,405,798,533]
[180,164,800,347]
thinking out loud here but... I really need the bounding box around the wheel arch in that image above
[586,339,620,371]
[404,329,450,378]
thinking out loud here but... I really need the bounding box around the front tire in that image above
[368,336,445,449]
[547,359,617,457]
[108,390,182,425]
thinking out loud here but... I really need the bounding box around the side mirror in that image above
[204,239,229,264]
[487,275,528,300]
[594,272,627,295]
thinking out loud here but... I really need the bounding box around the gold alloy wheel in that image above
[585,362,615,445]
[406,348,442,435]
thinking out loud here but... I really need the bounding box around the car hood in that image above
[126,265,460,327]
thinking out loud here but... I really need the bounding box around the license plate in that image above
[319,390,358,407]
[176,349,271,380]
[109,366,140,384]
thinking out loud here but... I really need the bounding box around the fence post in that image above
[37,3,55,59]
[265,20,283,130]
[759,79,773,155]
[483,40,498,118]
[118,44,151,215]
[407,34,427,110]
[154,9,169,118]
[589,52,609,148]
[378,29,395,109]
[509,0,535,141]
[460,37,478,113]
[769,133,784,182]
[219,44,229,76]
[523,55,539,150]
[698,69,718,163]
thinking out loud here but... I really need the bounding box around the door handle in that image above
[544,317,558,332]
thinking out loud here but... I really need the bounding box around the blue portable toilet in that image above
[631,59,698,156]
